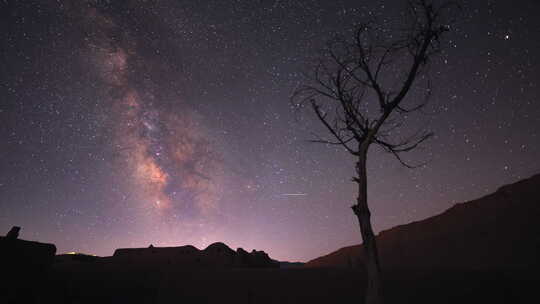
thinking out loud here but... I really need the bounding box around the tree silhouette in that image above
[293,1,458,303]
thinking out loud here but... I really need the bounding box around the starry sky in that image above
[1,0,539,262]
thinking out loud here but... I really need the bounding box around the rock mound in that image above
[112,242,278,268]
[0,227,56,303]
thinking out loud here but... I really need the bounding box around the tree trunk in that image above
[352,151,383,304]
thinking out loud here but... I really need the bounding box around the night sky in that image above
[1,0,539,262]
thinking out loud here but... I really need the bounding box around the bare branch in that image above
[292,0,456,166]
[374,130,433,168]
[310,100,359,156]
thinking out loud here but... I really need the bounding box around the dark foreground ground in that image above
[4,174,538,303]
[8,261,538,304]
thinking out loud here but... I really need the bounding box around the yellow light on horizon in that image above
[64,251,97,256]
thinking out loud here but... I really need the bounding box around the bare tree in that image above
[293,1,458,303]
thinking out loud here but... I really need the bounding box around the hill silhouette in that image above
[306,174,540,271]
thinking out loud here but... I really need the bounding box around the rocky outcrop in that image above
[112,242,278,268]
[6,226,20,239]
[236,247,278,267]
[0,226,56,270]
[0,227,57,303]
[306,174,540,271]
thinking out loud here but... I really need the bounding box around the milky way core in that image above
[80,5,223,219]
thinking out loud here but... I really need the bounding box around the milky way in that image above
[1,0,539,261]
[79,4,223,218]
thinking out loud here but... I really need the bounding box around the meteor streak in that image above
[280,193,307,197]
